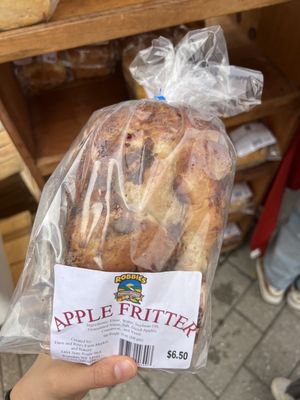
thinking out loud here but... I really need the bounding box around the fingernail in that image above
[114,360,136,382]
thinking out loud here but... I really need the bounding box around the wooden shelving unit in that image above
[0,211,32,286]
[0,0,291,63]
[31,71,128,176]
[0,123,40,217]
[0,0,299,253]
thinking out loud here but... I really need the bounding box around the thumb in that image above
[58,356,137,394]
[91,356,137,388]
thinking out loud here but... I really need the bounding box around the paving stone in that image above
[198,310,261,396]
[228,244,256,280]
[84,387,109,400]
[0,353,21,392]
[105,375,157,400]
[218,254,228,266]
[236,282,283,331]
[0,363,3,400]
[246,307,300,385]
[19,354,37,375]
[290,361,300,381]
[212,261,252,331]
[139,370,177,396]
[220,367,273,400]
[163,374,216,400]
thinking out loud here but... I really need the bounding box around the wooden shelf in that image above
[235,161,279,182]
[31,72,128,176]
[221,239,243,253]
[0,126,40,217]
[224,45,300,128]
[31,41,299,176]
[228,211,254,223]
[0,211,32,286]
[0,0,291,63]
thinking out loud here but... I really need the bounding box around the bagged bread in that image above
[230,122,281,170]
[223,222,243,249]
[122,24,203,99]
[63,41,118,80]
[122,33,153,99]
[230,182,254,214]
[0,0,60,31]
[14,53,67,95]
[0,26,263,372]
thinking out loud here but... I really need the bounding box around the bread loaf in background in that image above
[14,53,67,94]
[236,147,268,169]
[0,0,58,30]
[64,42,118,79]
[18,61,67,93]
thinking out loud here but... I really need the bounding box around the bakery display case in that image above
[0,0,299,253]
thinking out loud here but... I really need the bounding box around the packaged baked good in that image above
[223,223,243,249]
[14,53,67,95]
[0,0,60,31]
[63,41,118,80]
[0,26,263,372]
[122,24,203,99]
[122,33,159,99]
[230,122,281,170]
[229,182,254,214]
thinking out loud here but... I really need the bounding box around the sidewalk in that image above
[1,244,300,400]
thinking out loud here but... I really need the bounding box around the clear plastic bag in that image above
[14,53,68,95]
[63,41,118,80]
[0,0,60,31]
[122,23,204,99]
[223,222,243,249]
[122,33,157,99]
[230,122,281,170]
[229,182,254,215]
[0,26,263,372]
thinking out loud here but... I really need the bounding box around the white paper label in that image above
[224,223,242,240]
[231,182,253,203]
[230,122,276,157]
[51,265,201,369]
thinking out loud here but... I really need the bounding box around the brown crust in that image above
[20,61,67,92]
[64,100,233,273]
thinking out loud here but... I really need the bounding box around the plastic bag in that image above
[230,122,281,170]
[63,41,118,80]
[223,222,243,249]
[0,0,60,31]
[14,53,68,95]
[122,33,157,99]
[122,23,204,99]
[229,182,254,214]
[0,26,263,372]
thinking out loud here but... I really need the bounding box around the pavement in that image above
[1,243,300,400]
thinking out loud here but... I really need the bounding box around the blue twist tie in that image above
[154,95,166,101]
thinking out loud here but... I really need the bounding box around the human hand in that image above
[11,354,137,400]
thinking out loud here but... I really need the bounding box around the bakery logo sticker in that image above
[114,273,147,304]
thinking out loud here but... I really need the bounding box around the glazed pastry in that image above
[65,101,233,280]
